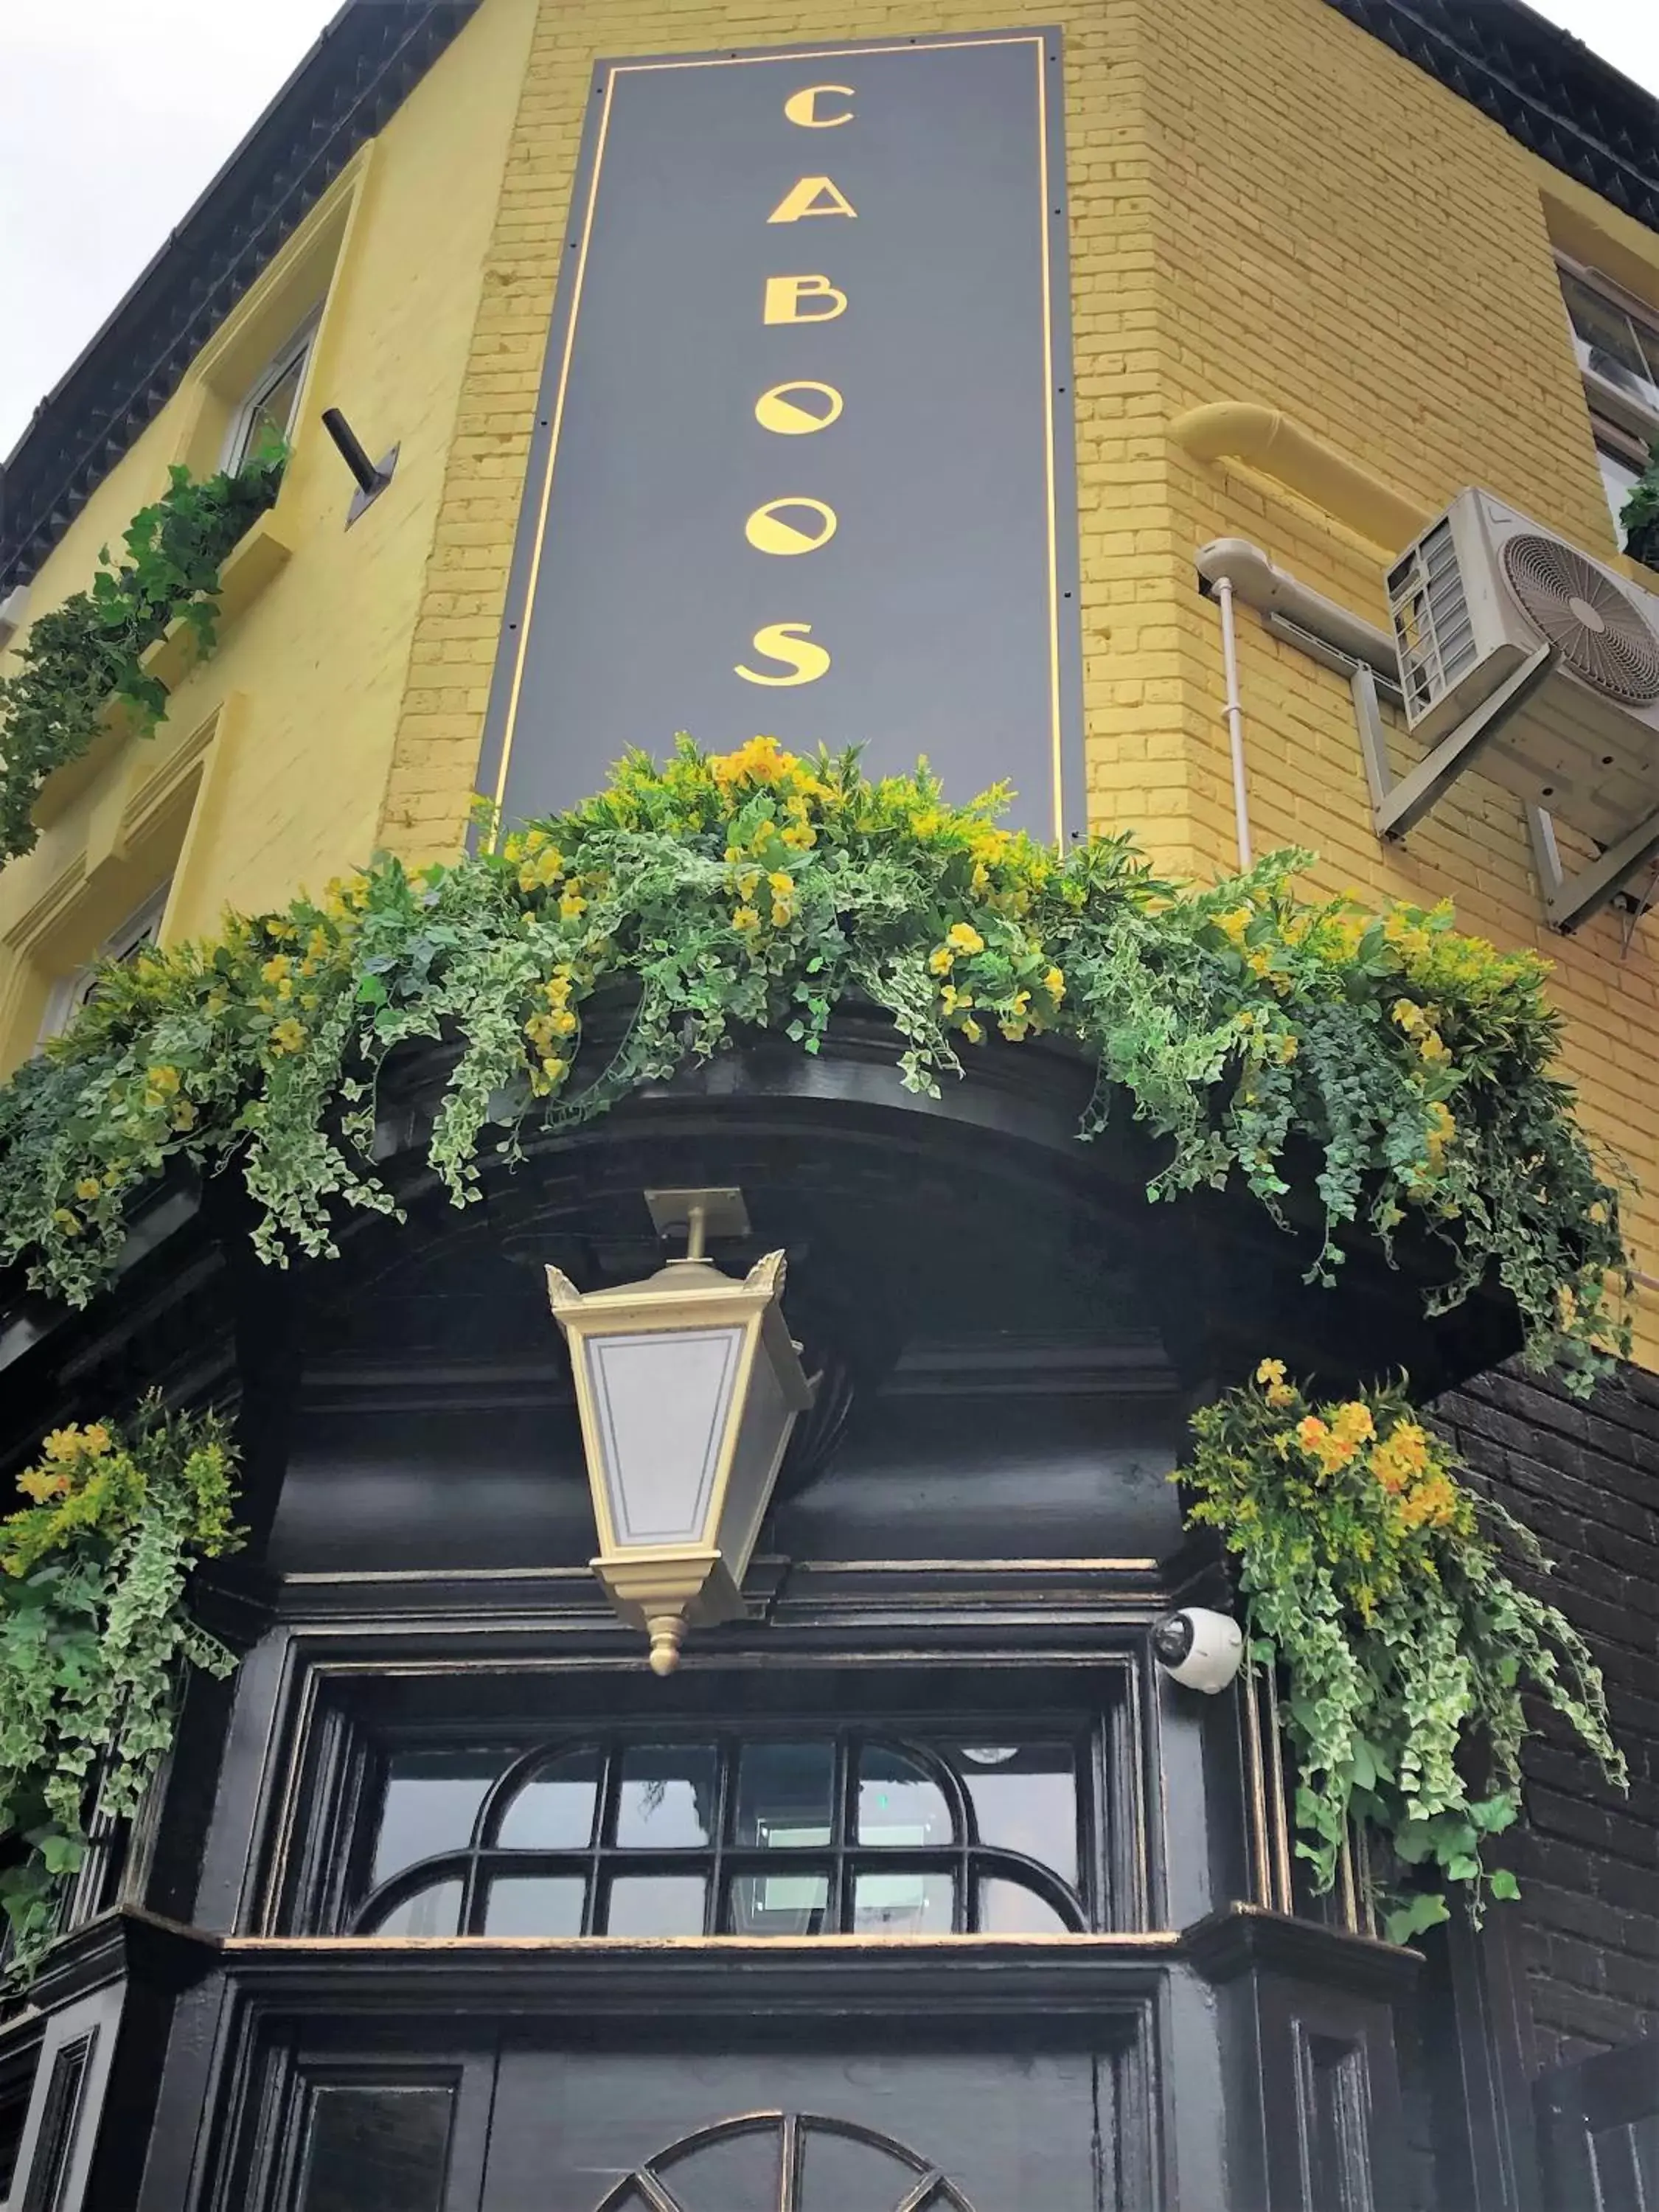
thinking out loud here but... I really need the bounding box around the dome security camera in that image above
[1152,1607,1245,1694]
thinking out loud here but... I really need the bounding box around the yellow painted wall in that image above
[0,0,538,1049]
[4,0,1658,1360]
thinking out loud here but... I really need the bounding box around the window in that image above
[348,1728,1090,1941]
[38,883,170,1044]
[223,313,318,474]
[1559,261,1659,552]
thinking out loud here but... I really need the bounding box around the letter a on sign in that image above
[768,175,858,223]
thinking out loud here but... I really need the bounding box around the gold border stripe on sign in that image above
[490,33,1065,843]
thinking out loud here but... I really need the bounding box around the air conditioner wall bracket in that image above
[1528,799,1659,935]
[1352,647,1655,934]
[1352,644,1556,843]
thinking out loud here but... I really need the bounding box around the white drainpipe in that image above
[1213,574,1252,872]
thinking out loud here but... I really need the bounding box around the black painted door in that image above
[1536,2042,1659,2212]
[478,2036,1124,2212]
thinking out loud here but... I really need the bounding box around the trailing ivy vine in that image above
[0,1405,240,1981]
[1184,1366,1624,1944]
[0,451,285,863]
[1621,438,1659,571]
[0,739,1630,1383]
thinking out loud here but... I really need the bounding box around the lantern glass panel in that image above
[584,1323,746,1545]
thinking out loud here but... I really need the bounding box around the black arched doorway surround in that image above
[0,1021,1518,2211]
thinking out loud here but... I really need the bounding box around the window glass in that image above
[363,1879,462,1939]
[1562,270,1659,417]
[614,1744,717,1848]
[345,1725,1096,1941]
[41,882,170,1044]
[857,1747,950,1848]
[979,1876,1070,1935]
[229,320,315,472]
[949,1742,1078,1888]
[294,2084,453,2212]
[495,1749,599,1850]
[734,1739,835,1849]
[605,1873,707,1937]
[1597,437,1644,551]
[372,1750,495,1886]
[481,1874,585,1937]
[852,1869,954,1935]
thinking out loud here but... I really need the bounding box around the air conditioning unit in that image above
[1386,489,1659,851]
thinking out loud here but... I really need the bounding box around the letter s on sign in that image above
[784,84,855,128]
[735,623,832,686]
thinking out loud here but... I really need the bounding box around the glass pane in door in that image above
[294,2084,453,2212]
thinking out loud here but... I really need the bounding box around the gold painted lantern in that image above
[545,1189,813,1675]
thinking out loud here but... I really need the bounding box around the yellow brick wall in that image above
[387,0,1659,1360]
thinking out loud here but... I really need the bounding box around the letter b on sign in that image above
[763,274,848,324]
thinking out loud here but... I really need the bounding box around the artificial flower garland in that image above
[0,740,1627,1386]
[1185,1364,1623,1942]
[0,1405,240,1980]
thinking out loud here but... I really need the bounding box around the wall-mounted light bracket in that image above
[321,406,398,526]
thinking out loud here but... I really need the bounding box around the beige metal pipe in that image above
[1173,403,1430,552]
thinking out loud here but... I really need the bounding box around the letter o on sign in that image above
[754,381,844,436]
[745,498,839,556]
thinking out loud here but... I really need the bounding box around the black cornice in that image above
[1,0,1651,599]
[1325,0,1659,232]
[0,1,481,597]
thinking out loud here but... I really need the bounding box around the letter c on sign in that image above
[784,84,855,128]
[736,623,832,686]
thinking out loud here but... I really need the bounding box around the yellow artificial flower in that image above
[75,1178,102,1202]
[146,1065,181,1096]
[1044,967,1065,1001]
[269,1018,307,1055]
[928,946,953,976]
[41,1428,84,1462]
[946,922,985,956]
[1331,1400,1375,1447]
[260,956,291,986]
[18,1469,71,1503]
[732,905,762,934]
[559,890,588,921]
[960,1017,984,1043]
[1255,1358,1287,1388]
[80,1424,111,1455]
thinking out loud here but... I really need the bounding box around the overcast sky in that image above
[1,0,1656,460]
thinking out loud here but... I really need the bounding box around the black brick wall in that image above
[1438,1360,1659,2073]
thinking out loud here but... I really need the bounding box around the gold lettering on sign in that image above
[745,498,839,555]
[783,84,855,128]
[754,381,844,435]
[767,175,858,224]
[735,622,832,686]
[763,274,849,323]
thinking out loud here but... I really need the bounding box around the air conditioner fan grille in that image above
[1498,532,1659,704]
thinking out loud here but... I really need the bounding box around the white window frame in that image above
[1557,255,1659,549]
[220,307,320,474]
[38,883,171,1044]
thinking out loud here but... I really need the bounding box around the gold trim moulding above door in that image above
[281,1559,1164,1585]
[224,1932,1184,1955]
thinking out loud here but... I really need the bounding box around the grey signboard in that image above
[479,29,1082,841]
